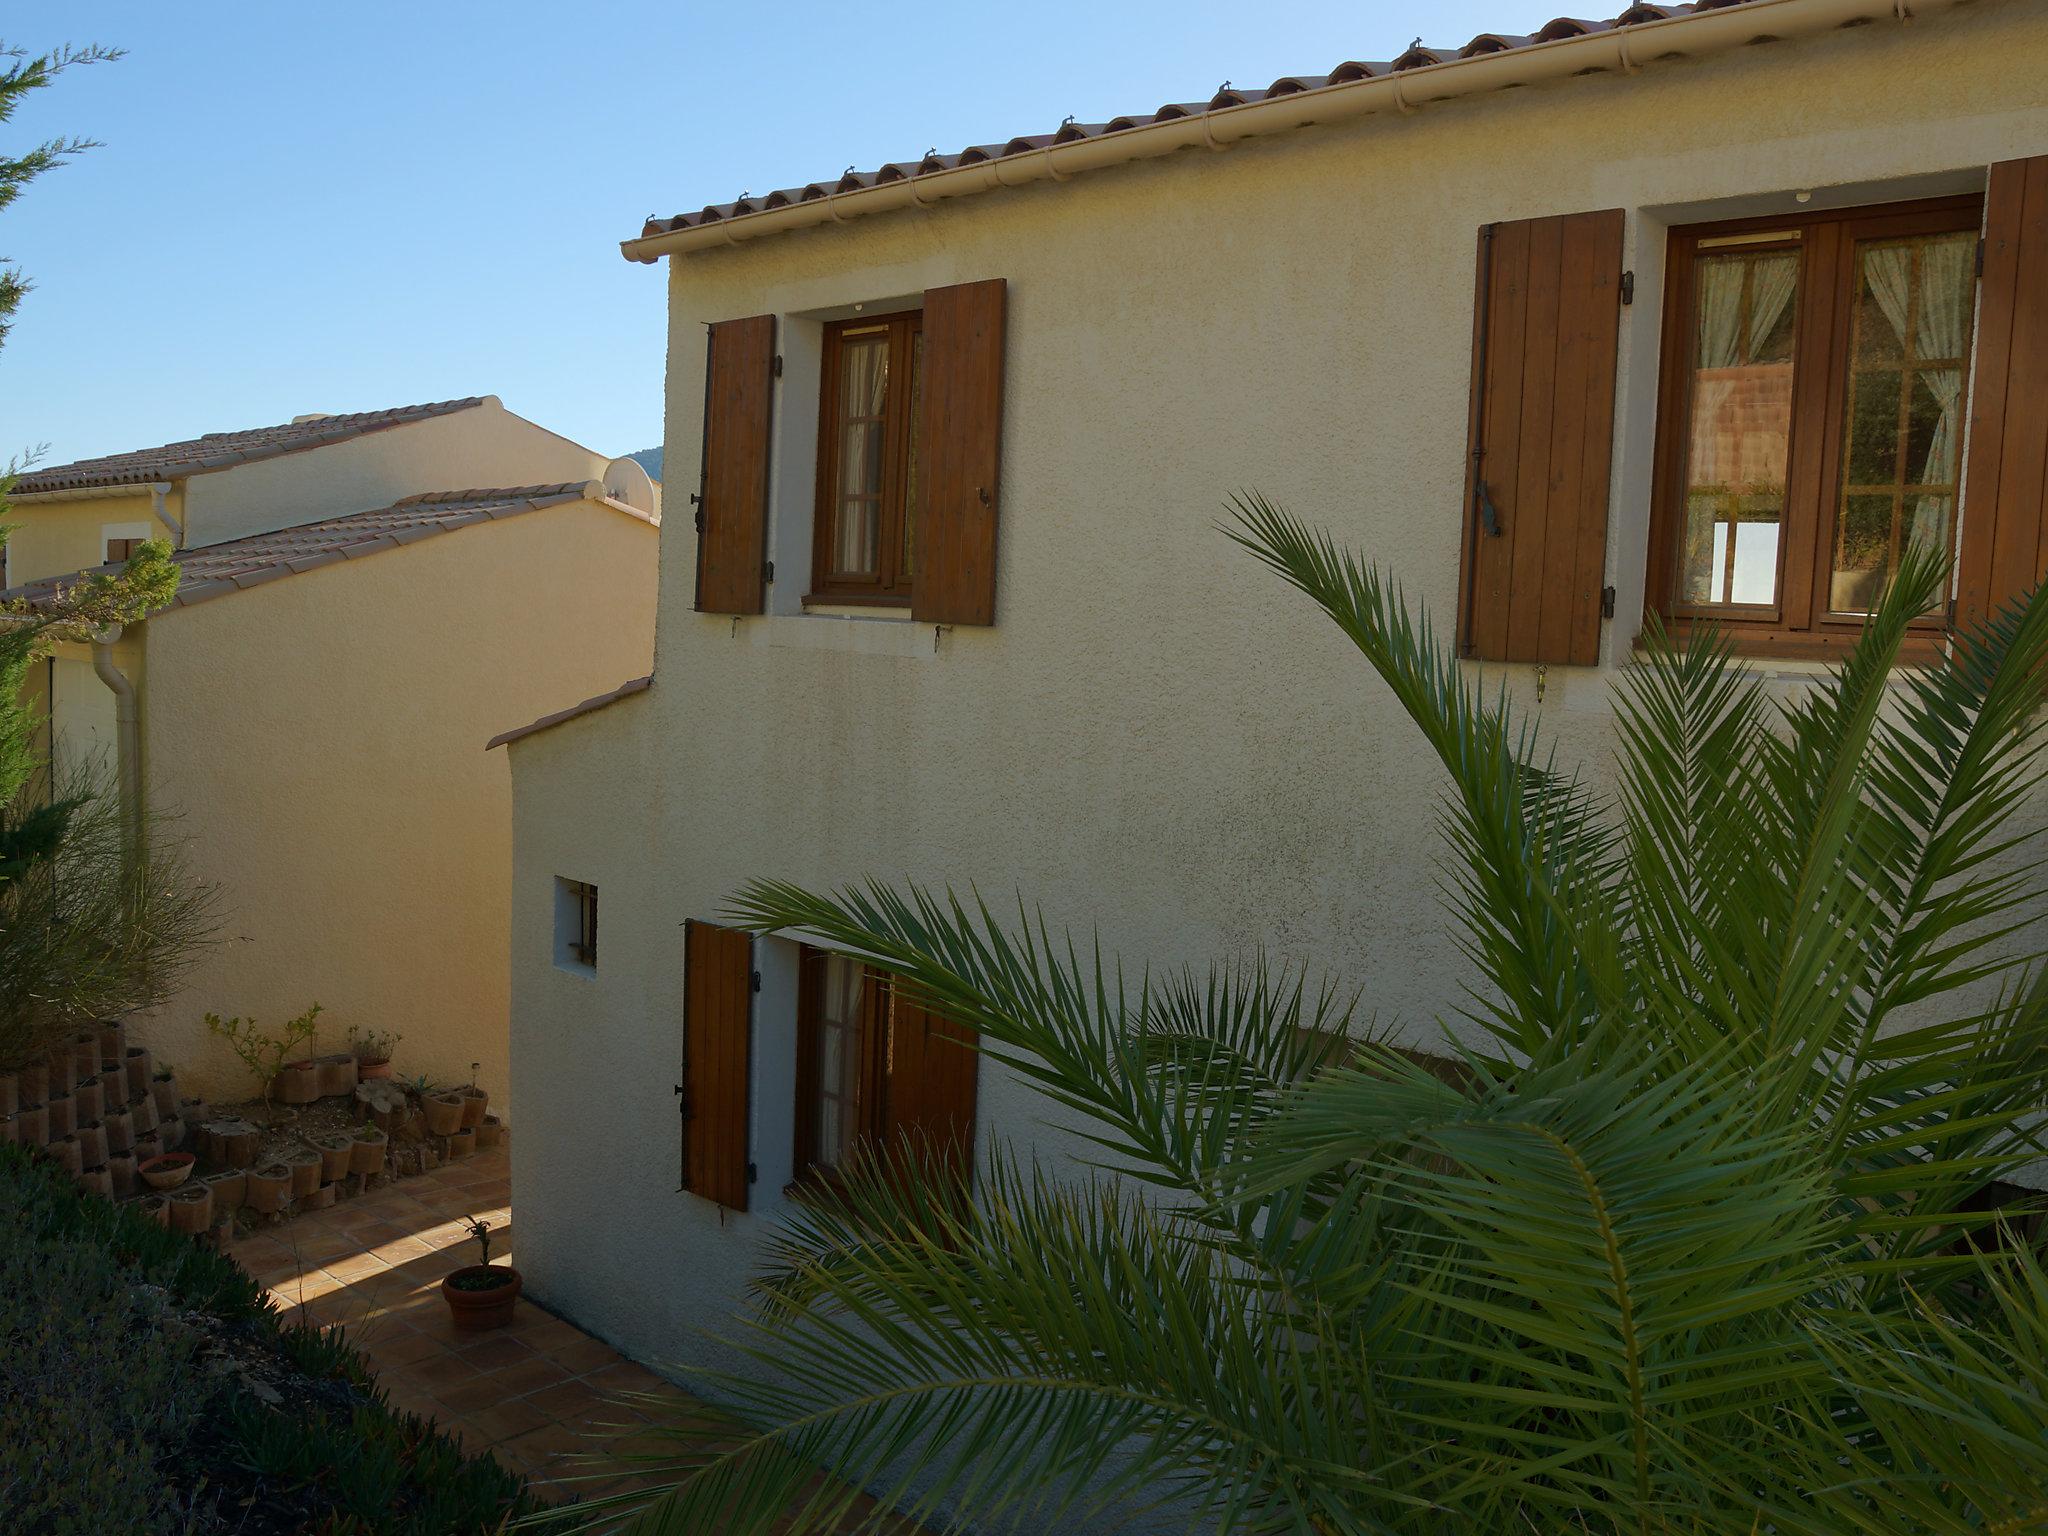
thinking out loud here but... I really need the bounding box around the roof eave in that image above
[620,0,1953,264]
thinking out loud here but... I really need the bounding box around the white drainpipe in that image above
[90,624,142,856]
[148,481,182,548]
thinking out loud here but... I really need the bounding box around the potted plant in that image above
[348,1025,402,1080]
[205,1004,322,1119]
[139,1150,194,1190]
[441,1216,521,1330]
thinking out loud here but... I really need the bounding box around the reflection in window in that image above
[1830,231,1976,615]
[1677,244,1800,608]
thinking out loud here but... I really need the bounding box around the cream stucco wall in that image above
[505,0,2048,1479]
[180,400,613,546]
[130,498,656,1113]
[4,489,180,588]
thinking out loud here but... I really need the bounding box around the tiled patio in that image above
[237,1136,907,1530]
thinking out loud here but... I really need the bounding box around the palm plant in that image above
[572,498,2048,1534]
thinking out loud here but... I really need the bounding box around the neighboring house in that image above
[494,0,2048,1475]
[5,397,660,1112]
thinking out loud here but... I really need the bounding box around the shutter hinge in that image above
[673,1083,690,1117]
[1619,270,1634,306]
[750,969,762,993]
[772,354,784,377]
[747,1162,758,1184]
[693,508,704,533]
[1600,585,1616,619]
[762,561,774,584]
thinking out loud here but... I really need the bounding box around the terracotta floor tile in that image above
[455,1333,534,1371]
[467,1393,553,1445]
[492,1353,574,1398]
[363,1327,449,1368]
[406,1349,483,1392]
[433,1372,522,1414]
[545,1334,624,1374]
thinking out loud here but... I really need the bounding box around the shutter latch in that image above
[1601,585,1616,619]
[1475,475,1503,539]
[750,969,763,993]
[762,561,774,584]
[1619,270,1634,306]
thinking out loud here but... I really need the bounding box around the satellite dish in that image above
[602,455,660,517]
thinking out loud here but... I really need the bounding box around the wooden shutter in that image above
[887,984,979,1189]
[912,278,1006,627]
[1458,210,1626,665]
[695,315,776,616]
[1957,156,2048,630]
[682,919,753,1211]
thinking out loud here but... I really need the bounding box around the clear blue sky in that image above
[3,2,1569,468]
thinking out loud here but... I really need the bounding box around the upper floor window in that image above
[1646,196,1982,654]
[554,877,597,973]
[810,312,923,605]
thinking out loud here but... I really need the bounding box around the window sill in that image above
[746,609,938,659]
[802,592,910,611]
[1635,619,1948,670]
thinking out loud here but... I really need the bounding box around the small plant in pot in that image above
[348,1024,402,1080]
[442,1215,521,1330]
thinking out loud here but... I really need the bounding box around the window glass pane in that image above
[812,954,866,1170]
[841,333,889,416]
[835,500,878,576]
[1676,248,1799,607]
[1828,231,1975,615]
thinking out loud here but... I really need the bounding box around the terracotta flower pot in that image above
[358,1058,393,1081]
[77,1164,112,1198]
[132,1132,164,1163]
[315,1053,358,1099]
[17,1060,45,1103]
[0,1070,15,1117]
[16,1103,47,1147]
[157,1118,184,1152]
[130,1093,159,1136]
[315,1134,353,1184]
[97,1021,126,1059]
[139,1151,195,1191]
[46,1091,74,1141]
[300,1182,336,1211]
[245,1165,292,1214]
[97,1061,125,1105]
[69,1034,98,1085]
[48,1135,81,1175]
[104,1109,134,1155]
[73,1079,102,1123]
[140,1195,171,1228]
[475,1114,503,1149]
[284,1149,322,1197]
[124,1046,153,1098]
[167,1183,213,1234]
[274,1060,320,1106]
[179,1096,207,1124]
[151,1075,179,1120]
[74,1120,104,1165]
[423,1093,465,1137]
[108,1153,138,1198]
[348,1127,388,1177]
[441,1265,522,1330]
[446,1127,476,1160]
[458,1086,488,1129]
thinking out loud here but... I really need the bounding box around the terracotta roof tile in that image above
[14,398,489,495]
[0,481,632,614]
[629,0,1801,254]
[486,675,652,751]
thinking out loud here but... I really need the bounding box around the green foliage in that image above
[0,762,220,1069]
[575,505,2048,1534]
[346,1023,403,1062]
[206,1001,322,1107]
[0,1144,551,1534]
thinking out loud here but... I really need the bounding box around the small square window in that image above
[554,878,598,973]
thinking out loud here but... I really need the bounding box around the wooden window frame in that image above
[1644,193,1985,660]
[791,946,891,1183]
[568,880,597,967]
[809,311,923,607]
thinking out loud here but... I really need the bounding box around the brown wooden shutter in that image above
[912,278,1006,627]
[1458,210,1626,666]
[1958,156,2048,630]
[888,984,979,1189]
[682,919,753,1211]
[695,315,775,616]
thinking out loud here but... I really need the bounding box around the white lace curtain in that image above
[1858,235,1973,552]
[1693,252,1798,487]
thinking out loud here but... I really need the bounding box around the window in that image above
[100,523,153,566]
[791,944,977,1185]
[104,539,142,564]
[554,878,597,973]
[810,311,923,605]
[1646,195,1983,654]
